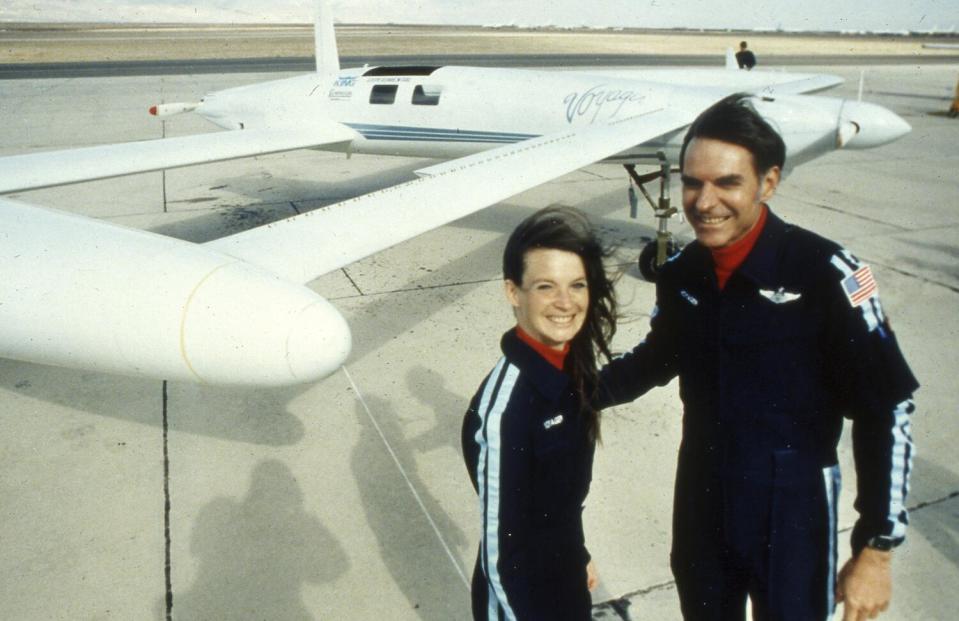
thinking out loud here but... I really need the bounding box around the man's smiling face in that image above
[680,137,780,249]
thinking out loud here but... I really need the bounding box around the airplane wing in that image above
[204,107,694,284]
[752,74,845,96]
[0,119,356,194]
[583,68,843,98]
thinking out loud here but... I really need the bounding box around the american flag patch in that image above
[842,265,878,307]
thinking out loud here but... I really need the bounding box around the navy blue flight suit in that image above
[599,210,918,620]
[462,329,595,620]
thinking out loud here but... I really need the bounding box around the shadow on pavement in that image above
[351,392,471,620]
[169,459,348,619]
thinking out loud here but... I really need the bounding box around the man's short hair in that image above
[679,94,786,176]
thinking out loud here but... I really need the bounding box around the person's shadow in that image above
[405,366,466,454]
[351,392,471,619]
[170,459,348,619]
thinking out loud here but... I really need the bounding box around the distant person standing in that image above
[949,74,958,118]
[736,40,757,70]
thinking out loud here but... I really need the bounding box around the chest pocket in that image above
[721,291,825,424]
[722,292,818,346]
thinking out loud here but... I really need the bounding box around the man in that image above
[949,74,958,118]
[599,94,917,621]
[736,41,757,70]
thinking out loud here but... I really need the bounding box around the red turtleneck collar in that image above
[515,326,569,371]
[711,204,768,290]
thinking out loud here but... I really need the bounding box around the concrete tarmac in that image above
[0,59,957,620]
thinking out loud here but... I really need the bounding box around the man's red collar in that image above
[711,204,768,290]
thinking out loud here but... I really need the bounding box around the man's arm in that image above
[835,396,914,620]
[596,279,681,409]
[824,250,919,619]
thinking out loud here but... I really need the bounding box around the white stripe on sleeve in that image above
[475,360,520,621]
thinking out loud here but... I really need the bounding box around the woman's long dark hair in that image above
[503,206,618,440]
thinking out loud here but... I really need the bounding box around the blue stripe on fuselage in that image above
[346,123,538,143]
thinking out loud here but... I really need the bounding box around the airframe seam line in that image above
[341,365,471,590]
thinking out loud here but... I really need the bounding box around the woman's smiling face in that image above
[505,247,588,351]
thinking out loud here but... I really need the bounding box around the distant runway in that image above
[3,52,958,79]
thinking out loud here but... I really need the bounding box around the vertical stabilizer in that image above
[315,0,340,77]
[725,47,737,70]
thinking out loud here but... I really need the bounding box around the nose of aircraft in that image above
[837,100,911,149]
[285,298,353,382]
[182,260,352,386]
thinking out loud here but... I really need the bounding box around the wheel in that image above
[638,240,680,282]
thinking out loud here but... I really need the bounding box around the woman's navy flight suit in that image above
[599,211,918,620]
[463,329,595,620]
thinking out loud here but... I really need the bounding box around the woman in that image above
[461,206,618,620]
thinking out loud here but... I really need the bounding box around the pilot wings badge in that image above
[759,287,802,304]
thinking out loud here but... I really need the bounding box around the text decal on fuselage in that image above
[564,85,647,124]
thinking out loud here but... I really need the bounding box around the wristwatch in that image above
[865,535,899,551]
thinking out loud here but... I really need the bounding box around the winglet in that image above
[725,47,737,70]
[315,0,340,78]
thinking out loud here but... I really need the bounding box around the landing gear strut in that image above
[625,151,681,282]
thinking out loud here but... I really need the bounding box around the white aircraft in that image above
[0,2,910,388]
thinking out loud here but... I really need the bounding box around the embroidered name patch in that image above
[841,265,878,307]
[679,289,699,306]
[543,414,564,429]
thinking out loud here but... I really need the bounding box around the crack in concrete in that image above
[592,580,676,620]
[590,492,959,619]
[161,380,173,621]
[794,197,912,230]
[909,490,959,512]
[865,259,959,295]
[329,276,499,300]
[340,267,364,296]
[327,259,642,302]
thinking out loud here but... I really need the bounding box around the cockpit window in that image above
[412,85,440,106]
[369,84,399,104]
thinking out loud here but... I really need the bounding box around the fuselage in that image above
[195,65,909,169]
